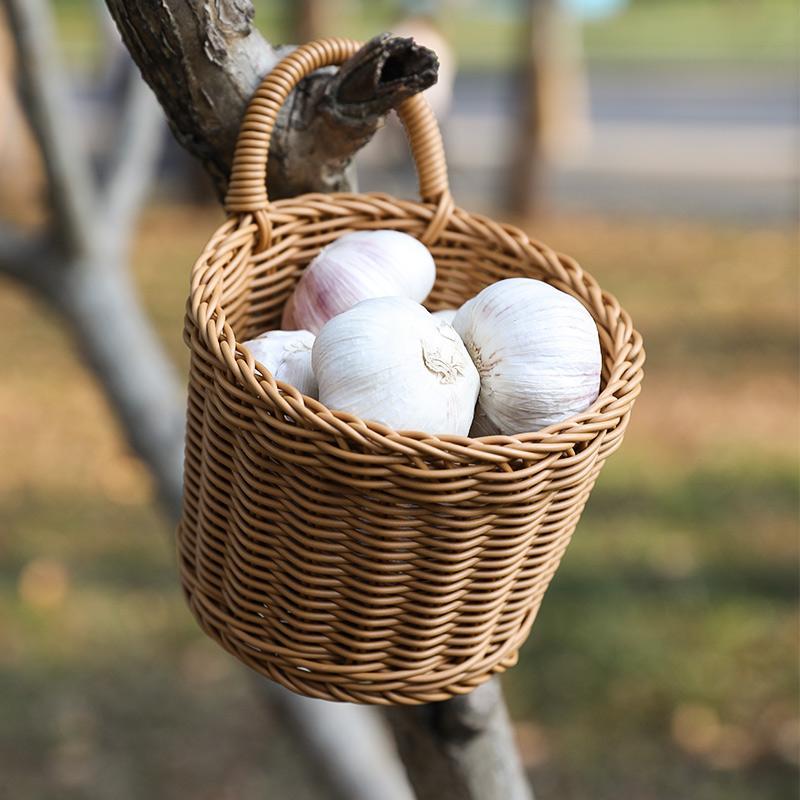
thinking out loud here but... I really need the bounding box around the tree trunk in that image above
[290,0,328,44]
[506,0,588,218]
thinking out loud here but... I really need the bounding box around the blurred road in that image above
[361,63,798,223]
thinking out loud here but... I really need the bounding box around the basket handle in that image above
[224,37,453,249]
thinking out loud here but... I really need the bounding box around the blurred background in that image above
[1,0,797,798]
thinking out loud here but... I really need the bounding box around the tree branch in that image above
[0,228,186,516]
[105,0,275,197]
[58,264,187,515]
[388,679,535,800]
[261,685,414,800]
[268,33,438,196]
[102,66,165,238]
[2,0,95,257]
[103,1,437,198]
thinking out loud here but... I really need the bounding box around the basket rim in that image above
[187,192,645,464]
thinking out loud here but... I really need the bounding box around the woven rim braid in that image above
[178,38,645,706]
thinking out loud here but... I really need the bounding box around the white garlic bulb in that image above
[312,296,480,435]
[453,278,601,435]
[242,329,318,398]
[432,308,457,324]
[283,230,436,334]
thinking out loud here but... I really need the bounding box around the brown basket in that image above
[178,38,644,706]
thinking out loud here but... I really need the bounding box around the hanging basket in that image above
[178,38,644,706]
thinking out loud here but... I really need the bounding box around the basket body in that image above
[179,193,644,705]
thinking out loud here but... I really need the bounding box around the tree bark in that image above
[104,1,437,199]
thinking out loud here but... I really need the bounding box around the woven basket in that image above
[178,38,644,706]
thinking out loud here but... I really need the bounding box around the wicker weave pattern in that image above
[178,39,644,705]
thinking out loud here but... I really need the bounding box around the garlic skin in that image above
[312,296,479,435]
[283,230,436,334]
[432,308,457,324]
[242,329,318,398]
[453,278,601,435]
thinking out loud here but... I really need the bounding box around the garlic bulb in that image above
[242,329,318,398]
[432,308,457,324]
[453,278,601,434]
[312,296,479,435]
[283,230,436,334]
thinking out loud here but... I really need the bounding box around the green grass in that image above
[0,209,798,798]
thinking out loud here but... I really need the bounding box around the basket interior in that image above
[234,217,549,347]
[222,209,618,404]
[216,209,619,418]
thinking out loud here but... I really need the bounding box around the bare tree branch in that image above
[263,685,414,800]
[103,0,279,196]
[2,0,95,257]
[268,33,438,196]
[0,232,185,515]
[102,71,165,237]
[17,257,187,517]
[388,679,535,800]
[60,265,187,514]
[103,1,437,199]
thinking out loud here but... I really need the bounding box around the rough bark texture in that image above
[388,679,534,800]
[104,0,274,196]
[105,0,437,199]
